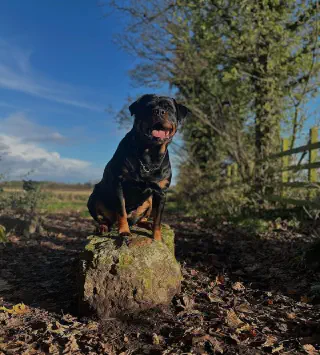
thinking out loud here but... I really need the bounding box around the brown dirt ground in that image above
[0,210,319,354]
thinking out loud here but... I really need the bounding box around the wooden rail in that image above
[225,126,319,208]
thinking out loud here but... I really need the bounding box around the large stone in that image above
[78,224,182,319]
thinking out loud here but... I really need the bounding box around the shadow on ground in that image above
[0,210,320,353]
[0,210,319,315]
[0,213,94,314]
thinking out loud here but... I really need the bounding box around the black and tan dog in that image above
[87,94,190,242]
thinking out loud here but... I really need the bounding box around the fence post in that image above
[282,138,290,183]
[281,138,290,199]
[309,126,318,183]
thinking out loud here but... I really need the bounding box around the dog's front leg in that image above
[116,181,130,236]
[152,191,166,241]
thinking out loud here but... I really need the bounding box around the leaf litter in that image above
[0,210,319,354]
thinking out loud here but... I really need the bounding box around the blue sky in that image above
[0,1,318,183]
[0,1,173,183]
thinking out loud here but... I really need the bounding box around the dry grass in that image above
[2,187,92,215]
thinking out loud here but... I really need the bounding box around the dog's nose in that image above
[152,108,167,117]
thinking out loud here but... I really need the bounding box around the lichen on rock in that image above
[78,224,182,319]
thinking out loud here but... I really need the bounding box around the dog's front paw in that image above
[153,229,162,242]
[96,224,109,235]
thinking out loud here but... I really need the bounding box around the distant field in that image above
[0,180,94,191]
[1,187,92,216]
[1,182,178,216]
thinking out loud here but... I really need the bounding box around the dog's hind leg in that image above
[115,183,131,236]
[88,195,116,235]
[131,197,153,230]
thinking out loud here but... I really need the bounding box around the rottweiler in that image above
[87,94,190,242]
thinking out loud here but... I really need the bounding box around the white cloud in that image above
[0,134,101,182]
[0,38,104,112]
[1,112,67,144]
[0,113,102,182]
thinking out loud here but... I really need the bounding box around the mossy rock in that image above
[78,224,182,318]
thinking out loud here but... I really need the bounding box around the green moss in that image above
[83,224,178,278]
[118,252,134,268]
[79,223,182,317]
[141,268,153,291]
[85,235,107,252]
[161,224,175,254]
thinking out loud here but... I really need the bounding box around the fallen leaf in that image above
[210,337,224,353]
[63,335,79,354]
[303,344,318,355]
[286,312,296,319]
[236,323,251,334]
[232,282,245,291]
[250,329,257,337]
[0,303,29,315]
[272,343,284,353]
[236,303,254,314]
[47,321,68,334]
[48,343,59,354]
[56,233,67,239]
[152,333,160,345]
[215,275,225,285]
[263,335,278,347]
[226,309,243,328]
[208,294,224,303]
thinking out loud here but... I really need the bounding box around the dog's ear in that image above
[129,94,156,116]
[173,99,192,124]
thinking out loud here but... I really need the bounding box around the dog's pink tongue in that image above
[152,130,166,139]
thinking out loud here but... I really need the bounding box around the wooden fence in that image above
[226,126,320,209]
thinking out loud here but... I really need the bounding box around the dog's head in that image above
[129,94,191,145]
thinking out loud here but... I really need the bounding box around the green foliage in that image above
[22,180,39,192]
[237,218,270,234]
[109,0,319,219]
[0,180,45,223]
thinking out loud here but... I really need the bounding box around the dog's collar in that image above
[138,151,167,174]
[130,131,168,174]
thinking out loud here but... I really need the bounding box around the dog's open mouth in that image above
[151,122,173,140]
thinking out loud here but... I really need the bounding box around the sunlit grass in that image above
[2,188,91,214]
